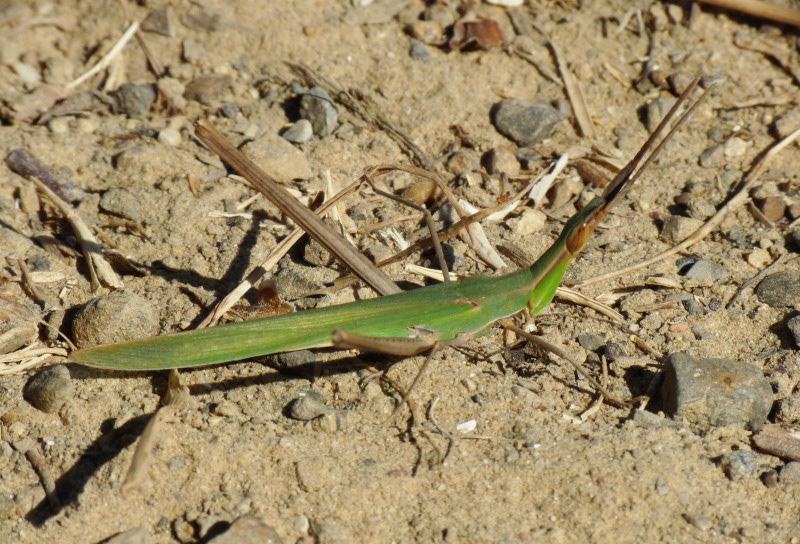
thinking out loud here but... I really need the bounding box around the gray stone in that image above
[492,100,562,147]
[661,215,703,244]
[756,270,800,309]
[99,187,143,223]
[112,83,156,119]
[240,133,312,182]
[281,119,313,143]
[787,315,800,349]
[662,352,773,431]
[218,103,240,119]
[576,333,605,352]
[299,86,338,137]
[681,259,730,282]
[72,291,159,348]
[25,365,73,413]
[719,449,758,481]
[272,350,316,371]
[141,8,174,37]
[102,526,154,544]
[408,39,431,61]
[207,516,282,544]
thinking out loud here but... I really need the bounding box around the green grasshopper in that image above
[70,78,706,377]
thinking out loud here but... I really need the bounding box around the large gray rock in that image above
[662,352,773,431]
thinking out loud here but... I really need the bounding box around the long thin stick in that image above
[575,125,800,288]
[194,118,400,297]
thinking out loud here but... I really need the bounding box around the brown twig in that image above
[194,118,400,296]
[695,0,800,27]
[575,126,800,288]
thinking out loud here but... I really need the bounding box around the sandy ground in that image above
[2,1,800,542]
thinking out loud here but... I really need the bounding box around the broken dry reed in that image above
[194,118,400,297]
[198,178,362,327]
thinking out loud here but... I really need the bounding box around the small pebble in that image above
[680,258,730,283]
[240,134,312,182]
[112,83,157,119]
[511,209,546,236]
[719,449,758,481]
[408,39,431,61]
[281,119,313,143]
[747,248,771,268]
[103,526,155,544]
[206,516,282,544]
[755,270,800,308]
[576,333,605,352]
[758,196,786,222]
[492,100,562,147]
[446,148,479,175]
[299,86,338,137]
[698,144,724,168]
[484,146,520,177]
[72,291,160,348]
[761,468,779,488]
[303,237,332,267]
[724,136,748,159]
[661,352,773,431]
[288,391,332,421]
[48,117,69,134]
[25,365,73,413]
[158,127,182,147]
[100,187,144,222]
[218,103,240,119]
[782,461,800,485]
[184,74,232,105]
[141,7,174,37]
[661,215,703,244]
[786,315,800,349]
